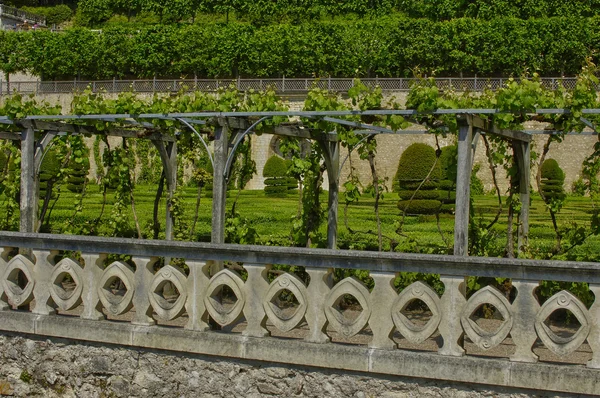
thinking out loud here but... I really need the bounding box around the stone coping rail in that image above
[1,231,599,395]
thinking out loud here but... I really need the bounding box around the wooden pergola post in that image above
[153,139,178,241]
[454,117,474,256]
[323,140,340,250]
[20,127,37,234]
[515,141,531,254]
[211,119,229,246]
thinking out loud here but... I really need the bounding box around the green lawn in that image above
[11,183,599,261]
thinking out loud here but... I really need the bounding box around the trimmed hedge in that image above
[0,17,598,79]
[397,199,441,214]
[395,143,442,214]
[263,155,292,197]
[398,189,440,200]
[263,156,287,177]
[395,143,442,186]
[67,158,90,193]
[39,151,61,199]
[541,158,566,202]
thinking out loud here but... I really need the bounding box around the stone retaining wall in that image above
[0,333,579,398]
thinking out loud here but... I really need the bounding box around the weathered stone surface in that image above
[0,333,585,398]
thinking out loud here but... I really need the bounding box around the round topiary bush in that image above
[263,155,290,197]
[395,143,442,214]
[541,158,566,201]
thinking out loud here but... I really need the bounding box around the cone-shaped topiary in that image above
[396,143,442,214]
[67,157,90,193]
[437,145,457,209]
[39,150,61,199]
[541,158,566,201]
[263,155,290,197]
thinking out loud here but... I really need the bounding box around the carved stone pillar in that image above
[0,247,11,310]
[80,253,107,321]
[243,264,271,337]
[587,284,600,368]
[510,280,540,363]
[305,267,332,343]
[438,275,466,356]
[31,250,58,315]
[368,271,397,350]
[131,256,158,326]
[185,260,211,331]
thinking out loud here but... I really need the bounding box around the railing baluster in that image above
[0,247,11,310]
[131,256,158,326]
[510,280,540,362]
[80,253,107,320]
[305,267,332,343]
[438,275,466,356]
[31,250,58,315]
[185,260,211,331]
[588,283,600,368]
[242,263,271,337]
[368,271,397,350]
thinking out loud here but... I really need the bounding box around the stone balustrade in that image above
[1,232,600,395]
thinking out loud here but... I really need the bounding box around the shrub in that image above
[395,143,442,214]
[470,164,485,195]
[540,158,566,202]
[439,145,457,181]
[394,143,441,189]
[39,151,61,199]
[397,199,441,214]
[263,155,291,196]
[263,155,287,177]
[67,157,90,193]
[22,5,73,26]
[398,189,440,200]
[541,158,565,181]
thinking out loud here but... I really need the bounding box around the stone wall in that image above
[0,333,577,398]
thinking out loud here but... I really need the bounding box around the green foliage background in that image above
[0,17,598,79]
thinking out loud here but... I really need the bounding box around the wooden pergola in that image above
[1,109,597,257]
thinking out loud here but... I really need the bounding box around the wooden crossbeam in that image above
[470,115,532,142]
[15,120,174,142]
[0,132,20,140]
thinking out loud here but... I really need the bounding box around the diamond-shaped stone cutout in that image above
[148,265,188,321]
[332,294,363,323]
[461,286,513,350]
[154,281,180,310]
[203,269,246,326]
[97,261,135,316]
[9,268,29,292]
[544,308,581,339]
[50,259,84,311]
[469,304,506,334]
[392,281,441,344]
[103,276,128,303]
[270,289,300,321]
[324,277,371,338]
[2,255,35,308]
[535,291,591,357]
[263,273,308,332]
[210,284,238,313]
[400,298,433,330]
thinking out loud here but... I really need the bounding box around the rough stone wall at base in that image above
[0,333,584,398]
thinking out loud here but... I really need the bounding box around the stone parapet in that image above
[1,232,599,395]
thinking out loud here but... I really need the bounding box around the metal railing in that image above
[0,77,586,96]
[0,4,46,26]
